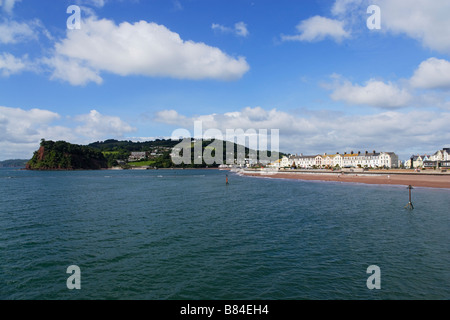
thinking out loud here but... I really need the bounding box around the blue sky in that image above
[1,0,449,160]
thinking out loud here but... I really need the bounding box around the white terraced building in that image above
[270,151,399,169]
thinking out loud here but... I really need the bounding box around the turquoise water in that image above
[0,168,449,300]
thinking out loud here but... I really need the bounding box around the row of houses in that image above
[270,150,399,169]
[128,149,168,162]
[405,148,450,169]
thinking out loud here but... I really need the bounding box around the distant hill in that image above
[0,159,28,168]
[88,139,180,151]
[26,138,283,170]
[26,140,108,170]
[88,138,281,168]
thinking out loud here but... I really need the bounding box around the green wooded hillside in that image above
[26,140,108,170]
[26,139,282,170]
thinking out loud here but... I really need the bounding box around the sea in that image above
[0,167,449,300]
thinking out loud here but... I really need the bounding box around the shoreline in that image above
[242,171,450,189]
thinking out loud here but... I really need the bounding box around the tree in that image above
[27,140,108,170]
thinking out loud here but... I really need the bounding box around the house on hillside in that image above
[128,152,148,162]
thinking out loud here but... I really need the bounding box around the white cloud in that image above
[378,0,450,54]
[0,18,49,78]
[282,16,350,43]
[153,110,190,127]
[48,17,249,85]
[329,78,412,108]
[0,20,37,44]
[0,107,61,144]
[47,55,103,86]
[0,106,72,160]
[331,0,364,16]
[0,106,136,160]
[234,22,249,37]
[212,21,249,37]
[76,0,107,8]
[154,107,450,159]
[410,58,450,90]
[2,105,448,160]
[0,0,21,14]
[0,53,29,76]
[173,0,183,11]
[327,57,450,109]
[156,107,313,135]
[74,110,136,139]
[211,23,230,33]
[330,0,450,54]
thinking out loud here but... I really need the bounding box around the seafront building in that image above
[405,155,430,169]
[269,150,399,169]
[421,148,450,169]
[429,148,450,161]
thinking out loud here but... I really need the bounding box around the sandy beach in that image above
[242,171,450,189]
